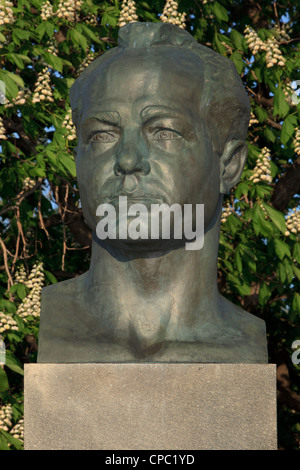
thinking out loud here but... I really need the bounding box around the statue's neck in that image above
[86,212,221,324]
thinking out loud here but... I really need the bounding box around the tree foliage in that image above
[0,0,299,450]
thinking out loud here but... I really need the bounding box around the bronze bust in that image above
[38,22,268,363]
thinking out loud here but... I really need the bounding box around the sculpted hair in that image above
[70,22,250,155]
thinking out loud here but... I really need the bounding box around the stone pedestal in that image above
[24,363,277,450]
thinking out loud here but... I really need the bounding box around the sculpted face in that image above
[75,47,221,248]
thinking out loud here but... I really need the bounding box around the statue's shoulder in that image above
[221,296,268,362]
[41,274,87,314]
[42,274,86,299]
[38,274,88,361]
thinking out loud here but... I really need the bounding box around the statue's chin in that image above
[98,236,186,254]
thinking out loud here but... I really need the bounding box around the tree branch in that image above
[271,156,300,211]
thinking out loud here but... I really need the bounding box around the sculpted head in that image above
[70,22,250,248]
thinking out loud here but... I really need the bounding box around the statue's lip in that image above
[107,192,165,203]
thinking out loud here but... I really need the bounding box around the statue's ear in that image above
[219,140,248,194]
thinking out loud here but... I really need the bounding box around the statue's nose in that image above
[114,130,150,176]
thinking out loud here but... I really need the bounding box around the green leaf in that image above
[252,203,274,237]
[69,29,88,51]
[259,283,272,306]
[16,283,27,300]
[211,1,229,22]
[230,51,244,74]
[273,86,290,118]
[278,262,286,283]
[264,127,276,143]
[35,22,46,41]
[230,29,245,51]
[0,71,18,100]
[0,32,6,42]
[227,273,251,296]
[235,181,249,199]
[244,253,257,273]
[0,299,16,314]
[59,154,77,177]
[5,351,23,376]
[0,430,11,450]
[254,106,268,123]
[1,70,25,88]
[101,12,118,27]
[44,270,58,284]
[273,238,291,260]
[293,243,300,263]
[292,264,300,281]
[260,202,286,234]
[7,52,25,69]
[283,258,294,284]
[281,114,298,145]
[0,368,9,393]
[291,293,300,318]
[12,29,30,45]
[234,248,243,273]
[43,52,64,73]
[65,77,75,89]
[0,429,23,450]
[80,23,101,43]
[44,20,55,38]
[213,32,226,55]
[255,183,272,199]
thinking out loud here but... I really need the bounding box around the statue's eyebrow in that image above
[140,105,192,125]
[82,111,121,127]
[140,105,181,121]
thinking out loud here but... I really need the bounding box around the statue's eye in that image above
[152,128,180,141]
[90,131,118,143]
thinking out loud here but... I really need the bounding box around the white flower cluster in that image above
[56,0,82,22]
[0,0,14,26]
[22,177,36,191]
[46,40,58,57]
[32,68,54,104]
[259,202,268,219]
[62,108,77,140]
[41,0,53,20]
[244,26,286,68]
[0,403,13,432]
[16,262,45,320]
[274,24,291,42]
[249,111,259,127]
[221,41,233,55]
[10,418,24,442]
[249,147,272,184]
[76,53,95,76]
[0,312,18,334]
[118,0,138,28]
[85,12,97,26]
[221,201,234,224]
[15,266,27,284]
[14,265,27,284]
[5,88,31,108]
[285,209,300,237]
[283,80,294,106]
[160,0,186,29]
[0,116,7,140]
[265,37,285,68]
[293,127,300,156]
[244,26,267,55]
